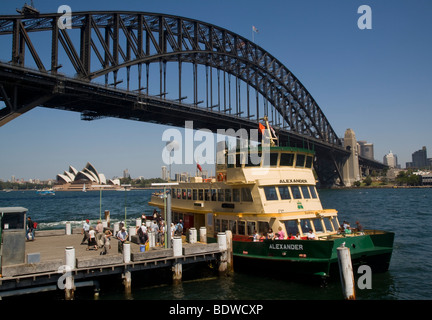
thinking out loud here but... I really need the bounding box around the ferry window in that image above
[221,219,229,232]
[215,219,221,233]
[229,220,237,233]
[193,189,197,201]
[247,221,256,236]
[301,186,311,199]
[263,152,278,167]
[305,156,313,168]
[323,217,334,232]
[218,189,225,202]
[233,189,240,202]
[309,186,317,199]
[278,186,291,200]
[258,221,270,234]
[263,186,278,201]
[313,219,324,233]
[211,189,217,201]
[236,153,246,168]
[241,188,253,202]
[182,189,187,200]
[280,153,294,166]
[245,152,261,167]
[238,221,246,235]
[171,188,175,197]
[204,189,210,201]
[207,213,213,226]
[227,154,235,168]
[198,189,203,200]
[225,189,232,202]
[291,186,302,199]
[283,220,298,236]
[300,219,311,233]
[187,189,192,200]
[295,154,305,167]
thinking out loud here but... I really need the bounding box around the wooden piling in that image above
[217,232,227,274]
[225,230,233,273]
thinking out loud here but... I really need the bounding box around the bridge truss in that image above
[0,10,369,185]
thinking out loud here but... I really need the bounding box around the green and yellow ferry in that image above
[149,133,394,279]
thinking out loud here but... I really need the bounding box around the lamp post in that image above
[92,185,111,221]
[151,182,178,248]
[121,184,131,228]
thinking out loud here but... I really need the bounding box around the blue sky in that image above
[0,0,431,181]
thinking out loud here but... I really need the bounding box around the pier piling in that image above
[217,232,227,274]
[337,243,356,300]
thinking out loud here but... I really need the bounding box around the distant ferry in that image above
[149,118,394,279]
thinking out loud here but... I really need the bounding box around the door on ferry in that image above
[183,213,194,230]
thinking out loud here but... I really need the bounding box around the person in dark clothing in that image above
[26,216,35,241]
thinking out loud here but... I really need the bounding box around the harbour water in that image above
[1,187,431,300]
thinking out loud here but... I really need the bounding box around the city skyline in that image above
[1,0,431,181]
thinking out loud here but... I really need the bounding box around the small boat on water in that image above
[36,189,55,195]
[149,118,394,279]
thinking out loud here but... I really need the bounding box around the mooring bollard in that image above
[200,226,207,243]
[149,231,155,248]
[172,236,183,284]
[123,242,131,263]
[65,222,71,235]
[113,222,119,236]
[136,218,141,227]
[225,230,233,273]
[104,210,110,228]
[337,243,356,300]
[217,232,227,273]
[64,247,75,300]
[189,227,197,244]
[128,226,136,241]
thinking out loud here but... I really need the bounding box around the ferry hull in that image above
[231,231,394,278]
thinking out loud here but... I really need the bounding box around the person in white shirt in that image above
[307,229,316,240]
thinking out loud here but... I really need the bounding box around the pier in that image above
[0,227,231,299]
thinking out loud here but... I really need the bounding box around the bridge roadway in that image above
[0,62,362,185]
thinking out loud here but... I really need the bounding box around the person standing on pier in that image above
[81,219,90,245]
[26,216,35,241]
[117,227,128,253]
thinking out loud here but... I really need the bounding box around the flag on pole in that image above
[197,163,202,172]
[252,26,259,33]
[259,123,266,135]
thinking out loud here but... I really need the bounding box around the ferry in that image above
[149,119,394,279]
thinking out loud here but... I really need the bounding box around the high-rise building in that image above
[383,151,398,168]
[412,146,427,168]
[161,166,168,181]
[358,141,374,160]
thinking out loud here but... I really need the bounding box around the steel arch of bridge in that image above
[0,11,341,145]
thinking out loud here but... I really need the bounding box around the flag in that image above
[259,123,265,135]
[197,163,202,172]
[270,125,276,138]
[252,26,259,33]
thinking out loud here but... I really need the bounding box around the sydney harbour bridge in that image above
[0,9,386,186]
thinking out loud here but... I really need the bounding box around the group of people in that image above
[253,226,318,241]
[81,219,112,255]
[338,220,363,235]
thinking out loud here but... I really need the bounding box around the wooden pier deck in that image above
[0,228,229,299]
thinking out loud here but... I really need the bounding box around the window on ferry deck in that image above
[305,156,313,168]
[204,189,210,201]
[247,221,256,236]
[211,189,217,201]
[258,221,270,234]
[193,189,197,201]
[295,154,305,167]
[309,186,318,199]
[300,219,311,233]
[187,189,192,200]
[278,186,291,200]
[221,219,228,232]
[312,218,324,233]
[215,219,221,233]
[229,220,237,233]
[182,189,186,200]
[241,188,253,202]
[263,152,279,167]
[238,221,246,235]
[280,153,294,166]
[263,186,278,200]
[283,220,298,236]
[290,186,302,199]
[301,186,311,199]
[218,189,225,201]
[198,189,203,200]
[225,189,232,202]
[323,217,334,232]
[233,189,240,202]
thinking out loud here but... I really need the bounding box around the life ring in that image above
[217,173,224,181]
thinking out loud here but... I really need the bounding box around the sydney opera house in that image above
[55,162,120,190]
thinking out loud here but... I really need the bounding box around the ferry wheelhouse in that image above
[149,128,394,278]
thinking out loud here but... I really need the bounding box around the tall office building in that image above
[161,166,168,181]
[383,151,398,168]
[358,141,374,160]
[407,146,428,168]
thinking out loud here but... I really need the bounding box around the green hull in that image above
[231,230,394,277]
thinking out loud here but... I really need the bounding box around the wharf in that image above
[0,228,229,299]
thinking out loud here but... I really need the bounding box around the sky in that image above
[0,0,431,181]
